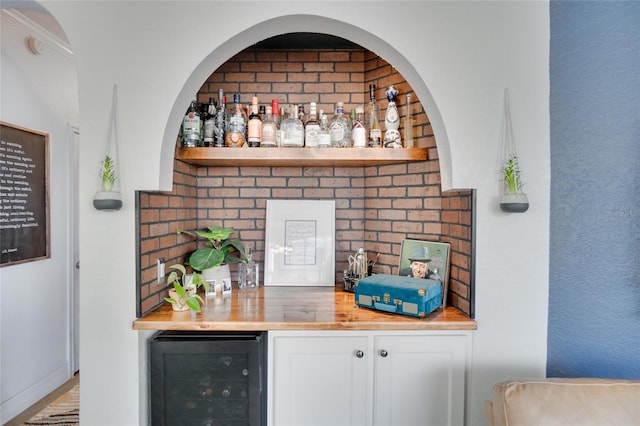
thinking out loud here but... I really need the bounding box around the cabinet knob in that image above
[380,349,388,358]
[355,350,364,358]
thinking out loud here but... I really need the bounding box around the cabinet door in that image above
[373,334,468,426]
[271,334,370,426]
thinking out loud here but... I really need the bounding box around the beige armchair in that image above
[485,378,640,426]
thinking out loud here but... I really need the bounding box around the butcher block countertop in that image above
[132,286,476,331]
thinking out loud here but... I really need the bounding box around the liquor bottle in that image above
[213,89,227,147]
[304,102,320,147]
[329,102,351,147]
[225,93,246,147]
[318,110,331,148]
[383,85,402,148]
[181,100,201,147]
[297,104,306,124]
[271,99,280,127]
[403,93,415,148]
[247,96,262,147]
[366,84,382,147]
[351,106,367,148]
[280,105,304,147]
[202,97,216,147]
[277,105,286,146]
[261,105,278,148]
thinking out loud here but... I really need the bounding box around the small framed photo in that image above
[398,239,451,308]
[264,200,335,286]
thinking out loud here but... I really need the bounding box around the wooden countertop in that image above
[133,286,476,331]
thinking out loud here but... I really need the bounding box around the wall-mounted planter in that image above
[498,89,529,214]
[94,84,122,211]
[93,190,123,211]
[500,193,529,213]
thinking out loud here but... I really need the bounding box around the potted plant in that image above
[500,155,529,213]
[177,226,247,290]
[93,155,123,210]
[164,264,209,312]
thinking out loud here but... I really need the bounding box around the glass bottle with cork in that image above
[403,93,414,148]
[329,102,351,147]
[225,93,247,147]
[213,89,227,147]
[383,86,402,148]
[261,105,278,148]
[247,96,262,147]
[304,102,321,147]
[366,84,382,147]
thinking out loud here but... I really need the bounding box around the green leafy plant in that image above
[100,155,117,192]
[163,264,209,312]
[177,226,246,272]
[502,155,524,195]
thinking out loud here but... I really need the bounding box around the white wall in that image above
[43,2,550,425]
[0,10,78,423]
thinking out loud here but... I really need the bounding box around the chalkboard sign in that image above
[0,122,50,266]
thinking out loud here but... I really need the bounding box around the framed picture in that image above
[264,200,335,286]
[1,122,50,267]
[398,239,451,308]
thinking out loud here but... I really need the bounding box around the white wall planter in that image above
[500,193,529,213]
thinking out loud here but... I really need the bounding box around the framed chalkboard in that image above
[0,122,50,266]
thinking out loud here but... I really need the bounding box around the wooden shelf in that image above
[175,147,428,167]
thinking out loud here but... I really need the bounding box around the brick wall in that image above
[137,46,474,318]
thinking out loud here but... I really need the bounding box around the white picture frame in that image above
[264,200,335,286]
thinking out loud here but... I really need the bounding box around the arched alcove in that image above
[144,14,474,319]
[160,15,452,191]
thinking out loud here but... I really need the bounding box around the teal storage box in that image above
[355,274,443,318]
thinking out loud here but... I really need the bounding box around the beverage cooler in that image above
[150,331,267,426]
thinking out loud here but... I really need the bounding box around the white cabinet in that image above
[268,330,471,426]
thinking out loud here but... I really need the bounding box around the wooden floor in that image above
[4,373,79,426]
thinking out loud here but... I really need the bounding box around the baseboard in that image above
[1,365,71,424]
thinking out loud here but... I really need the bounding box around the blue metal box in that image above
[354,274,443,318]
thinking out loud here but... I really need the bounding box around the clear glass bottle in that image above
[318,110,331,148]
[202,97,216,147]
[355,247,368,280]
[383,85,402,148]
[225,93,246,147]
[277,105,286,147]
[304,102,320,147]
[351,106,367,148]
[366,84,382,147]
[403,93,414,147]
[261,105,278,148]
[213,89,226,147]
[280,104,304,147]
[247,96,262,147]
[181,100,201,147]
[329,102,351,147]
[238,249,259,291]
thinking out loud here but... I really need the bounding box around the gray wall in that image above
[548,0,640,378]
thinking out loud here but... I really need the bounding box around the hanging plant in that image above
[502,155,524,195]
[93,84,123,211]
[498,89,529,213]
[100,155,117,192]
